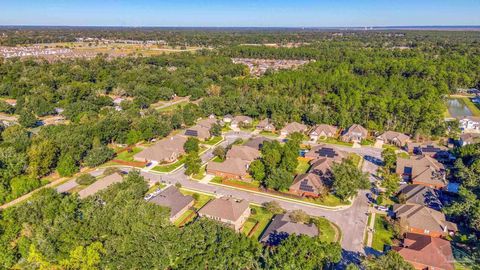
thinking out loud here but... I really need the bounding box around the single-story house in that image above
[393,204,457,238]
[260,214,318,245]
[198,196,251,231]
[223,114,233,123]
[396,156,447,189]
[197,118,218,129]
[78,172,124,199]
[341,124,368,143]
[226,145,261,162]
[280,122,308,136]
[206,158,250,180]
[376,131,410,147]
[134,135,187,164]
[309,124,338,141]
[149,186,194,222]
[459,116,480,131]
[231,115,253,128]
[397,184,442,210]
[184,125,211,141]
[458,133,480,146]
[289,173,327,198]
[304,145,346,161]
[244,136,272,151]
[406,143,449,158]
[393,233,454,270]
[256,118,276,132]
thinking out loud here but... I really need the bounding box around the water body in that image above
[447,98,472,118]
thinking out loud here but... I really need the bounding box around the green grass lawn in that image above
[115,147,143,161]
[314,217,338,243]
[310,194,348,207]
[242,206,274,240]
[360,139,375,146]
[173,209,196,226]
[320,137,353,147]
[152,156,186,173]
[192,166,206,180]
[372,214,395,252]
[295,158,311,174]
[223,178,261,189]
[348,153,362,167]
[179,189,213,209]
[157,100,189,112]
[364,213,372,245]
[461,97,480,116]
[396,152,410,159]
[211,156,223,163]
[146,182,166,194]
[221,125,232,132]
[260,131,279,137]
[203,136,223,145]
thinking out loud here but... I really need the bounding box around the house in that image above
[223,114,233,123]
[304,145,346,161]
[197,118,218,129]
[458,133,480,146]
[260,214,318,245]
[376,131,410,147]
[309,124,338,141]
[226,145,260,162]
[244,136,272,150]
[256,118,276,132]
[149,186,194,222]
[184,125,211,141]
[231,115,253,128]
[206,158,250,180]
[397,184,442,210]
[78,172,124,199]
[393,233,454,270]
[289,173,327,197]
[396,156,447,189]
[459,116,480,131]
[341,124,368,143]
[280,122,308,136]
[406,143,449,158]
[198,196,250,231]
[134,135,187,164]
[393,204,457,237]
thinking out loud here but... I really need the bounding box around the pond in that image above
[447,98,472,118]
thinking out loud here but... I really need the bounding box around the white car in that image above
[376,205,389,212]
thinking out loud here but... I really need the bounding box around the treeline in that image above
[0,171,343,269]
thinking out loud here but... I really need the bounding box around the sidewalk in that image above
[366,208,376,247]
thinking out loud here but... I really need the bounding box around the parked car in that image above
[376,205,388,212]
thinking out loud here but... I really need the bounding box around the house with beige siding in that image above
[198,197,250,231]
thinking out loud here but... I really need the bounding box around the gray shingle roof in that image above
[260,214,318,245]
[149,186,194,219]
[198,196,249,221]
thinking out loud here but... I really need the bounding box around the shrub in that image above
[76,174,96,185]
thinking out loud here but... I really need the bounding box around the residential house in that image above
[280,122,308,136]
[309,124,338,141]
[459,116,480,131]
[149,186,194,222]
[458,133,480,146]
[406,143,449,158]
[397,184,442,210]
[393,204,457,237]
[256,118,276,132]
[206,158,250,180]
[78,172,124,199]
[304,145,346,161]
[223,114,233,123]
[244,136,272,151]
[260,214,318,245]
[396,156,447,189]
[134,135,187,164]
[376,131,410,147]
[226,145,261,162]
[184,125,211,141]
[393,233,454,270]
[289,173,327,198]
[231,115,253,128]
[341,124,368,143]
[198,196,250,231]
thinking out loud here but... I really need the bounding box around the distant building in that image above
[376,131,410,147]
[243,136,272,151]
[309,124,338,141]
[198,197,250,231]
[459,116,480,131]
[458,133,480,146]
[341,124,368,143]
[256,118,276,132]
[149,186,194,222]
[231,115,253,128]
[134,135,187,164]
[280,122,308,136]
[393,233,454,270]
[260,214,318,245]
[304,145,346,161]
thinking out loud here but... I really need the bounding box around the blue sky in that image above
[1,0,479,27]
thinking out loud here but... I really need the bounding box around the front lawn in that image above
[295,157,311,174]
[192,165,206,180]
[242,206,274,240]
[320,137,353,147]
[115,147,143,162]
[348,153,362,167]
[211,156,223,163]
[146,182,166,194]
[309,194,348,207]
[360,139,375,146]
[313,217,338,243]
[152,156,186,173]
[179,189,213,209]
[203,136,223,145]
[260,131,279,137]
[218,178,261,189]
[397,152,410,159]
[372,214,395,251]
[157,100,189,112]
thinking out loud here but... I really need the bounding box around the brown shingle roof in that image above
[304,145,346,161]
[397,184,442,210]
[207,158,249,177]
[341,124,368,141]
[260,214,318,244]
[198,196,249,222]
[393,204,457,234]
[78,172,124,198]
[134,135,187,162]
[149,186,194,220]
[396,156,446,187]
[226,145,260,162]
[309,124,338,137]
[377,131,410,146]
[244,136,272,150]
[281,122,308,135]
[393,233,454,270]
[290,173,326,195]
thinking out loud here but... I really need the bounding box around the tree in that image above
[184,137,200,153]
[84,146,115,167]
[1,125,30,152]
[213,146,227,161]
[56,154,79,177]
[210,123,222,137]
[185,151,201,175]
[288,209,310,223]
[364,251,415,270]
[263,201,284,214]
[18,110,38,128]
[265,168,294,191]
[331,158,370,200]
[381,148,397,173]
[382,173,400,197]
[75,174,96,185]
[249,160,266,181]
[60,242,106,270]
[27,139,58,178]
[7,176,41,201]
